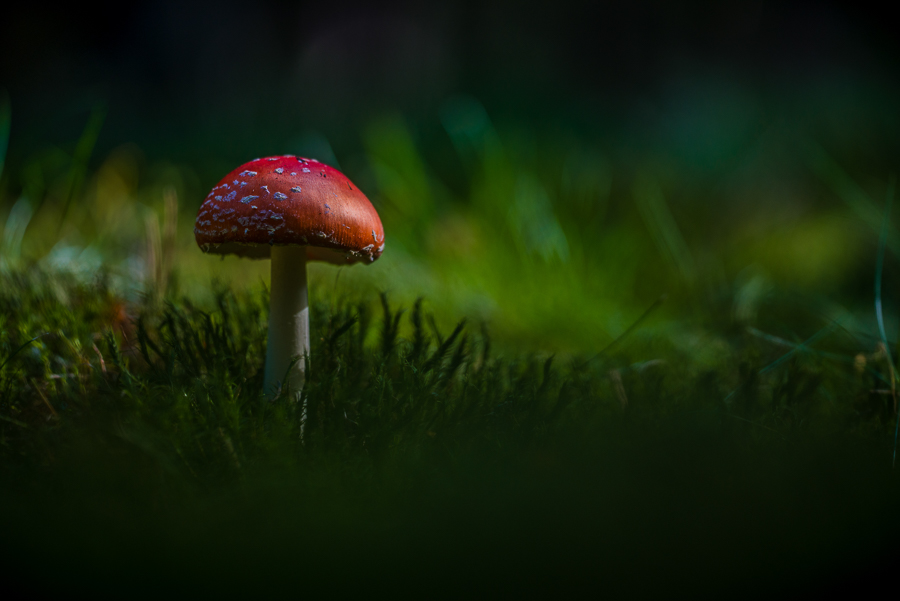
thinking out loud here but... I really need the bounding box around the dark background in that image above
[3,0,898,170]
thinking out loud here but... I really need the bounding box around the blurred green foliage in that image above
[1,92,895,358]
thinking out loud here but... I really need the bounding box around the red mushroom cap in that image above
[194,155,385,264]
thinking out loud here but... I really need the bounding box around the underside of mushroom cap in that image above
[194,155,385,264]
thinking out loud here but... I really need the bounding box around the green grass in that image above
[1,266,898,596]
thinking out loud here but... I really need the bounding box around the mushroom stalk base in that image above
[264,246,309,400]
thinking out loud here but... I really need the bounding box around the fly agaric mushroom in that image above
[195,155,384,399]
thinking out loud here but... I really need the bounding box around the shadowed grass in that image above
[1,267,899,596]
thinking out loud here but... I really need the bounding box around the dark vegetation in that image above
[2,267,898,597]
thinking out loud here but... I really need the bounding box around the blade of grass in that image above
[57,104,106,234]
[633,175,695,285]
[580,294,666,367]
[423,319,466,373]
[408,298,427,363]
[0,333,48,372]
[747,326,855,364]
[805,142,900,257]
[875,176,895,367]
[876,176,900,467]
[328,315,358,346]
[723,320,841,407]
[758,321,840,375]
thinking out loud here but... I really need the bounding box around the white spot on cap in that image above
[239,170,257,177]
[372,230,377,242]
[214,195,223,201]
[233,180,240,185]
[224,191,237,202]
[241,195,259,203]
[302,168,311,173]
[291,186,301,193]
[273,192,287,200]
[290,172,297,176]
[261,185,269,194]
[275,168,284,174]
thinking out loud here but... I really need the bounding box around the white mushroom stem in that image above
[264,245,309,400]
